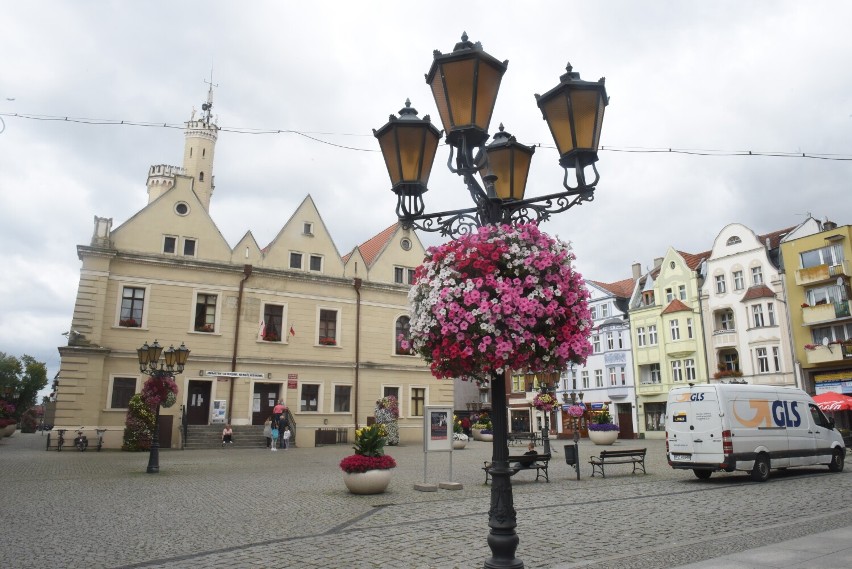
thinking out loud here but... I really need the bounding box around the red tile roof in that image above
[740,284,776,301]
[349,223,398,267]
[590,277,635,299]
[661,299,692,314]
[758,226,795,249]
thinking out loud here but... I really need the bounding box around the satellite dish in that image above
[822,337,830,347]
[837,277,844,287]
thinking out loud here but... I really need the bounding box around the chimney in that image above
[653,257,663,269]
[632,263,642,280]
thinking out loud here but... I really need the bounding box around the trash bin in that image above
[564,444,577,465]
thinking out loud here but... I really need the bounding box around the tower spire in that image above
[202,67,217,124]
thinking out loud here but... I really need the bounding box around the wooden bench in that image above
[589,448,646,478]
[483,453,551,484]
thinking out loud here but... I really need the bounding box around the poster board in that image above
[211,400,227,423]
[423,405,453,452]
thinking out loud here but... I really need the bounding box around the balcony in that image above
[804,343,852,365]
[802,301,852,325]
[711,330,737,349]
[795,260,850,286]
[665,339,698,357]
[607,386,630,399]
[637,383,666,395]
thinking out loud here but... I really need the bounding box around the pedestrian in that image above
[263,416,272,448]
[270,421,279,452]
[514,442,537,468]
[221,424,234,447]
[461,416,471,436]
[282,426,291,450]
[272,399,287,428]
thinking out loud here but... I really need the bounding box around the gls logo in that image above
[732,400,802,428]
[675,392,705,402]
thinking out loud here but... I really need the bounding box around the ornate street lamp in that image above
[375,33,607,569]
[537,382,556,456]
[137,340,189,474]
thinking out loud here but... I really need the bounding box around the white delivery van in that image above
[666,383,845,481]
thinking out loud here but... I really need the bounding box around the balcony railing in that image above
[802,300,852,324]
[796,260,850,286]
[711,330,737,349]
[804,343,852,365]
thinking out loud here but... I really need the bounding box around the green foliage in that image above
[592,409,613,425]
[122,394,155,451]
[352,424,387,457]
[0,352,48,420]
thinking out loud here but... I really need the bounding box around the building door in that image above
[186,380,211,425]
[617,403,634,439]
[252,383,280,425]
[159,415,173,448]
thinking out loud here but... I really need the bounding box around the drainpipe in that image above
[228,264,253,423]
[353,277,362,430]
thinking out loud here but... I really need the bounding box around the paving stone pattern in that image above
[1,433,850,569]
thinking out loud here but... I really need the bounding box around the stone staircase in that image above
[184,425,269,450]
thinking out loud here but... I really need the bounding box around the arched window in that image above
[726,236,742,246]
[395,316,413,355]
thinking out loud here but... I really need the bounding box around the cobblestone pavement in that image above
[2,432,850,569]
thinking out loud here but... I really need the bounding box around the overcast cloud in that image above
[1,1,850,391]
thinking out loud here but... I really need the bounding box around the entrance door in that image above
[186,380,211,425]
[253,383,280,425]
[617,403,635,439]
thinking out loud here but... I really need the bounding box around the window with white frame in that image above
[767,302,776,326]
[620,366,627,385]
[582,371,590,389]
[811,323,852,344]
[119,286,146,328]
[318,309,339,346]
[650,363,661,383]
[752,304,765,328]
[636,327,646,347]
[606,332,614,350]
[590,305,597,320]
[183,238,196,257]
[806,284,843,306]
[411,387,426,417]
[617,331,624,349]
[333,385,351,413]
[609,368,617,386]
[289,252,303,270]
[733,270,744,291]
[601,303,609,318]
[772,347,781,372]
[300,383,320,412]
[687,318,694,339]
[645,402,666,431]
[665,288,674,303]
[163,235,177,254]
[718,309,734,331]
[751,266,763,285]
[383,386,401,404]
[394,266,416,285]
[194,293,218,333]
[800,244,844,269]
[309,255,323,272]
[671,360,683,382]
[756,348,770,373]
[261,303,285,342]
[303,222,314,236]
[110,377,137,409]
[715,274,726,294]
[648,325,658,345]
[670,320,680,341]
[395,316,413,355]
[678,285,687,300]
[595,369,603,388]
[593,335,601,353]
[685,359,696,381]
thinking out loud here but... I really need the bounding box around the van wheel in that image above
[693,469,712,480]
[828,448,845,473]
[751,454,770,482]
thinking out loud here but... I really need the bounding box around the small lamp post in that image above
[375,33,607,569]
[562,390,585,481]
[537,382,556,456]
[137,340,189,474]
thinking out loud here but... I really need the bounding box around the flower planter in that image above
[452,439,467,450]
[1,424,16,437]
[588,429,618,445]
[472,429,493,442]
[343,468,392,495]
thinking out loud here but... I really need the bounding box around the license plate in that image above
[672,454,691,461]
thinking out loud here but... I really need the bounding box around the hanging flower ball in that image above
[533,392,560,412]
[141,375,179,409]
[405,223,593,383]
[566,405,585,418]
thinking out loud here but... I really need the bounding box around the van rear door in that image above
[667,388,724,466]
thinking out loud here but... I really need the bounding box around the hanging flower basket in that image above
[533,392,560,412]
[404,223,593,383]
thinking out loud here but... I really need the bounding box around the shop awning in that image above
[813,391,852,412]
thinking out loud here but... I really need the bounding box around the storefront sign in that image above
[287,379,298,389]
[211,400,227,423]
[204,370,265,379]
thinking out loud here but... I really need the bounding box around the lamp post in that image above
[563,390,585,481]
[137,340,189,474]
[537,382,556,456]
[375,33,607,569]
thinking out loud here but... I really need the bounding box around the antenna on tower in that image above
[202,66,218,123]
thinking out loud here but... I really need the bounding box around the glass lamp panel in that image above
[510,150,532,201]
[570,90,604,151]
[473,62,503,131]
[443,58,477,129]
[541,95,574,155]
[396,126,427,182]
[429,78,452,136]
[487,146,513,200]
[419,130,439,184]
[148,340,163,365]
[163,346,177,368]
[377,130,402,185]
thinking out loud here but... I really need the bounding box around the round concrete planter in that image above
[588,429,618,445]
[452,439,467,450]
[1,424,16,437]
[343,469,392,495]
[472,429,493,442]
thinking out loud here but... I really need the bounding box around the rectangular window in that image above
[411,387,425,417]
[289,252,303,269]
[751,266,763,285]
[394,267,404,283]
[194,293,217,332]
[645,402,666,431]
[715,275,726,294]
[303,222,314,235]
[609,368,617,386]
[511,374,525,392]
[590,305,597,320]
[620,366,626,385]
[333,385,351,413]
[678,285,687,300]
[800,244,844,269]
[720,311,734,331]
[648,325,658,345]
[650,363,661,383]
[300,384,319,412]
[756,347,770,373]
[119,286,145,327]
[752,304,765,328]
[262,304,284,342]
[617,332,624,349]
[606,332,614,350]
[407,269,416,285]
[671,360,683,382]
[636,327,646,347]
[309,255,322,272]
[601,304,609,318]
[733,270,744,291]
[183,238,196,257]
[685,359,696,381]
[581,371,590,390]
[772,347,781,372]
[723,352,739,371]
[319,309,338,346]
[665,288,674,303]
[687,318,694,339]
[383,386,400,403]
[767,302,776,326]
[110,377,137,409]
[595,369,603,388]
[670,320,680,341]
[593,335,600,353]
[163,235,177,254]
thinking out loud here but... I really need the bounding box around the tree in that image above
[0,352,48,419]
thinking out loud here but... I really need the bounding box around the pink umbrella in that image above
[812,391,852,412]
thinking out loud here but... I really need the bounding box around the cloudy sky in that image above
[2,1,851,390]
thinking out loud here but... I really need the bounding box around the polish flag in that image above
[259,320,266,337]
[289,324,296,337]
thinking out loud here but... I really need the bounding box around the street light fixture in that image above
[137,340,189,474]
[537,381,556,456]
[375,33,607,569]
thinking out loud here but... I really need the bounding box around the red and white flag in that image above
[289,323,296,337]
[259,319,266,337]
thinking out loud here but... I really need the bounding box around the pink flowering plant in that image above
[533,392,560,412]
[404,223,593,384]
[141,375,179,409]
